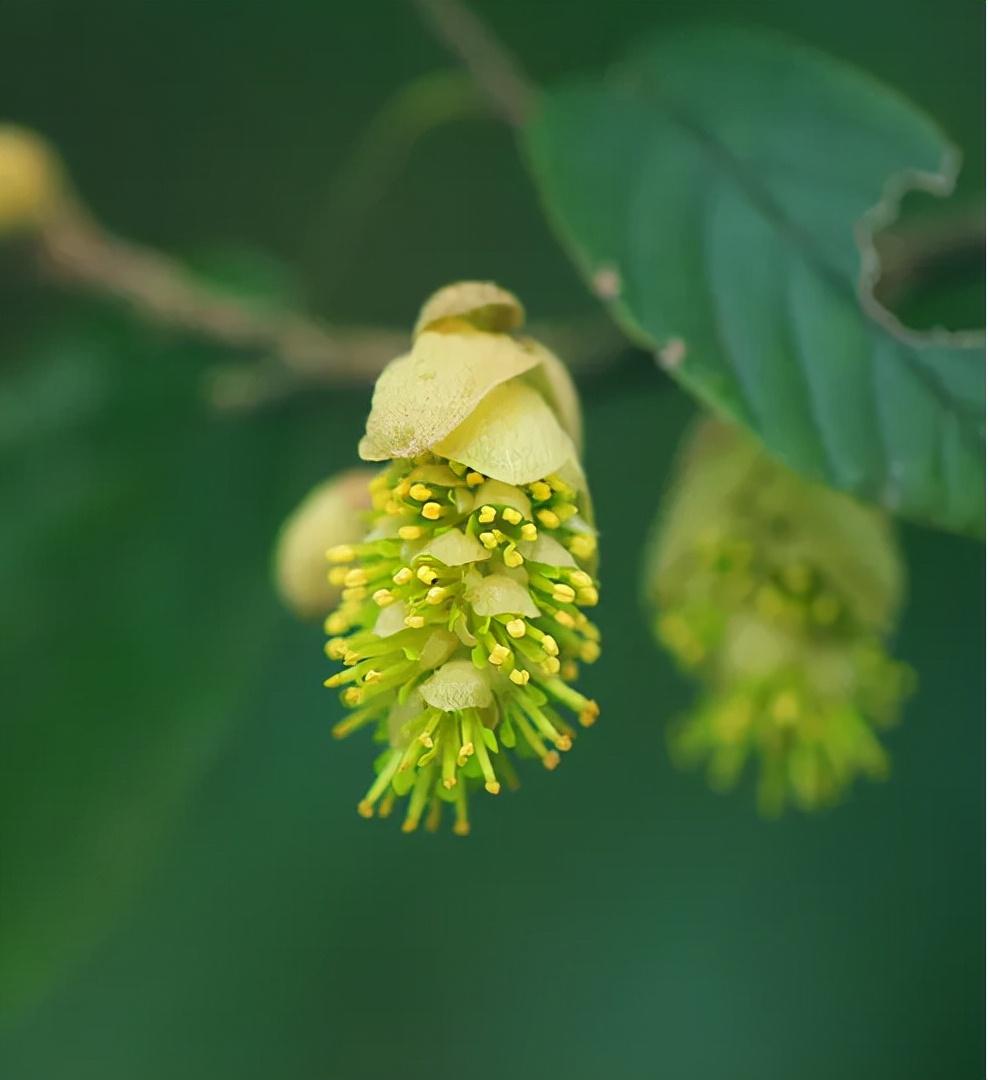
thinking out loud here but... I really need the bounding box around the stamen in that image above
[409,483,433,502]
[506,619,527,639]
[466,471,484,487]
[502,507,522,525]
[478,505,497,524]
[327,545,356,563]
[536,509,560,530]
[392,566,414,586]
[520,522,538,542]
[421,502,443,521]
[372,588,395,607]
[416,565,439,585]
[398,525,423,540]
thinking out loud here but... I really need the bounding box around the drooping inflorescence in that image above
[647,419,913,815]
[322,283,600,834]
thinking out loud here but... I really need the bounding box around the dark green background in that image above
[1,2,983,1077]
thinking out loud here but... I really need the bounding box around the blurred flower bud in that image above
[646,418,914,815]
[323,282,600,834]
[0,126,67,236]
[275,468,375,618]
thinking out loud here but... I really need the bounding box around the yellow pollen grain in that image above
[503,548,524,569]
[416,565,439,585]
[580,641,601,663]
[409,483,433,502]
[326,545,355,563]
[426,586,448,605]
[488,644,510,666]
[520,523,538,542]
[540,634,559,657]
[372,588,395,607]
[552,583,576,604]
[529,481,552,502]
[478,505,497,524]
[542,657,561,675]
[479,531,499,550]
[421,502,443,521]
[501,507,522,525]
[509,668,530,686]
[392,566,413,585]
[398,525,423,540]
[506,618,526,639]
[537,509,560,529]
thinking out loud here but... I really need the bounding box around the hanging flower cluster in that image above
[647,419,914,815]
[323,283,600,834]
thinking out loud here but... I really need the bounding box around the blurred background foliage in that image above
[0,1,983,1078]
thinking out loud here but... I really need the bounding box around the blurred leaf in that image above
[0,306,292,1021]
[524,27,985,535]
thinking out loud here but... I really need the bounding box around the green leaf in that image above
[524,27,985,535]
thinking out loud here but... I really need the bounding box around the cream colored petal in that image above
[413,281,524,338]
[419,659,493,711]
[434,380,576,486]
[273,468,373,619]
[358,330,540,461]
[465,572,540,618]
[521,339,583,452]
[470,479,532,518]
[418,629,460,669]
[373,601,408,638]
[419,527,491,567]
[518,533,577,569]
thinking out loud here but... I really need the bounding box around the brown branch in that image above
[408,0,534,127]
[33,208,408,385]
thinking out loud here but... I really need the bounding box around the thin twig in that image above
[409,0,534,127]
[34,208,408,385]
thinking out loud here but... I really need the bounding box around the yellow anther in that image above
[326,544,356,564]
[771,691,800,723]
[488,644,511,667]
[542,750,560,770]
[506,618,526,639]
[542,656,561,675]
[466,471,484,487]
[537,509,561,529]
[343,687,363,706]
[501,507,522,525]
[579,701,599,727]
[384,499,403,516]
[554,502,578,522]
[363,669,382,685]
[503,547,524,569]
[323,672,345,688]
[577,586,599,606]
[393,478,411,498]
[569,570,593,589]
[409,483,433,502]
[452,820,471,836]
[421,502,443,520]
[509,668,530,686]
[404,614,426,629]
[416,565,439,585]
[398,525,423,540]
[325,612,349,635]
[392,566,414,586]
[552,583,576,604]
[567,534,597,560]
[540,634,559,657]
[357,799,374,819]
[341,586,367,602]
[325,638,348,660]
[554,609,576,629]
[343,568,368,587]
[580,640,601,663]
[561,660,579,681]
[478,505,497,524]
[372,588,395,607]
[479,531,499,550]
[343,650,360,666]
[485,780,501,795]
[458,742,475,762]
[529,481,552,502]
[546,474,573,495]
[520,522,538,542]
[556,734,573,752]
[328,567,348,586]
[426,586,449,605]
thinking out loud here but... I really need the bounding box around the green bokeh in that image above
[0,2,982,1077]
